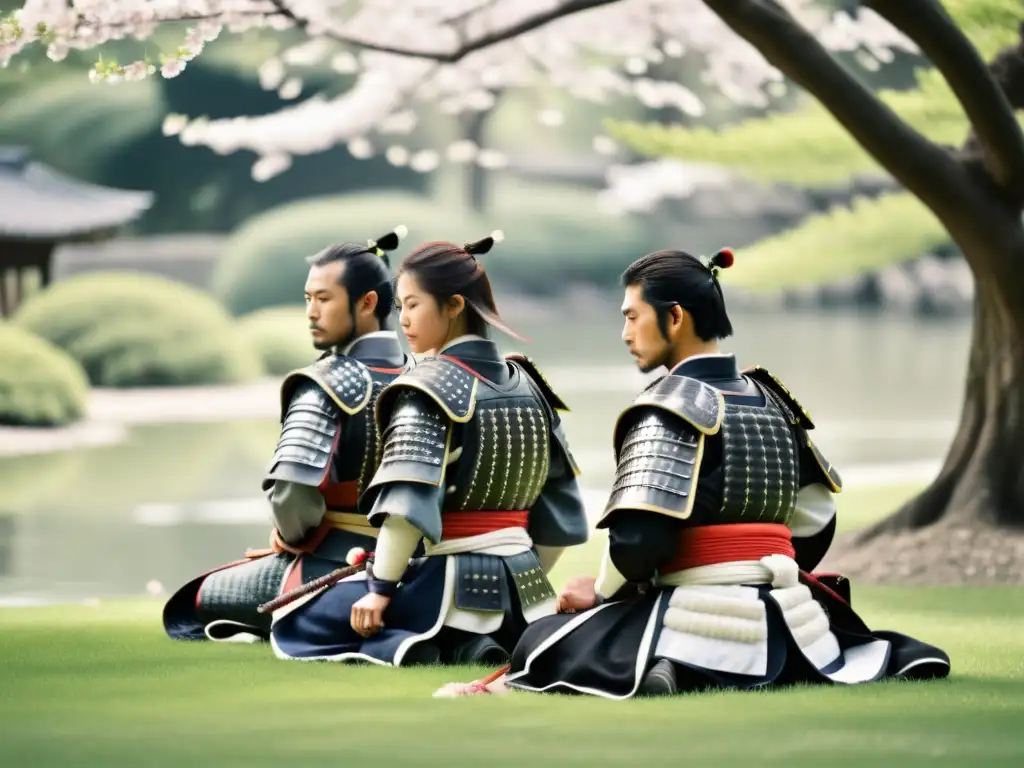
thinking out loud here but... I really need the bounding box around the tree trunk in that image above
[858,220,1024,540]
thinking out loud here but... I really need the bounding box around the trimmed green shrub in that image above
[12,272,263,388]
[212,192,485,316]
[0,324,89,427]
[214,181,666,312]
[480,180,664,294]
[237,305,318,376]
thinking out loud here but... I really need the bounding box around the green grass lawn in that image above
[1,589,1022,766]
[3,483,1022,766]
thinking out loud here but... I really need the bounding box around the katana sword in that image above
[257,551,373,614]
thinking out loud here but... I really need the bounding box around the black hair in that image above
[621,248,735,342]
[306,226,405,328]
[396,230,527,341]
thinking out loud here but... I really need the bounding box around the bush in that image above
[479,179,664,294]
[212,192,485,316]
[237,305,318,376]
[12,272,263,388]
[0,324,89,427]
[213,182,668,313]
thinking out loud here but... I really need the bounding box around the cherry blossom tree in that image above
[0,1,916,184]
[5,0,1024,571]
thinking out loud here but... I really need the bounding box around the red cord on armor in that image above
[660,523,795,574]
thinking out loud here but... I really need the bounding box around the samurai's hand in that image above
[556,575,597,614]
[351,593,390,637]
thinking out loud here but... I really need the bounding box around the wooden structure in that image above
[0,146,154,317]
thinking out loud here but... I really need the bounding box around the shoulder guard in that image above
[804,432,842,493]
[551,416,582,478]
[743,365,814,429]
[263,379,341,489]
[506,353,569,412]
[365,389,451,490]
[616,375,723,451]
[598,407,704,527]
[376,356,478,425]
[280,354,374,418]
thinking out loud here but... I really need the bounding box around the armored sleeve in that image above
[361,388,452,544]
[597,405,707,528]
[527,408,590,548]
[261,379,342,490]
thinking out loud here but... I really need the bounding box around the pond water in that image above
[0,307,972,603]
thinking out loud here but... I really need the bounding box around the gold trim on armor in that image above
[324,511,380,538]
[634,375,725,434]
[612,395,723,462]
[567,456,582,478]
[375,378,479,424]
[806,435,842,493]
[437,427,454,487]
[742,365,814,429]
[598,433,706,526]
[280,369,373,417]
[505,352,570,412]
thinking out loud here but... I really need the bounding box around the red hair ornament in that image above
[709,248,734,275]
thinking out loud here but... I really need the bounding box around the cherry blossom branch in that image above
[75,10,276,31]
[864,0,1024,200]
[2,0,927,184]
[307,0,624,62]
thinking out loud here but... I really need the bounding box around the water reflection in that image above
[0,308,973,600]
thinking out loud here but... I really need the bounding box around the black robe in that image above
[505,354,951,697]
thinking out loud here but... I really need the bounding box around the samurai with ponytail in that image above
[270,231,590,667]
[163,226,417,644]
[494,246,950,700]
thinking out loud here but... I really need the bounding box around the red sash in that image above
[440,510,529,540]
[660,523,795,574]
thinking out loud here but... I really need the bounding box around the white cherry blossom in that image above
[161,58,185,78]
[0,1,918,182]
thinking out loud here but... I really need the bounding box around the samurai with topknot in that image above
[460,246,951,698]
[269,231,590,667]
[163,226,416,643]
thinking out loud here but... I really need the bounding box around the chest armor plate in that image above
[717,386,799,524]
[446,373,552,512]
[332,368,401,496]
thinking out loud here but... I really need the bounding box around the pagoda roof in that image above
[0,146,154,241]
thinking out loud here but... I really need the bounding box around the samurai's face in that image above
[394,271,464,355]
[304,261,354,351]
[620,283,687,373]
